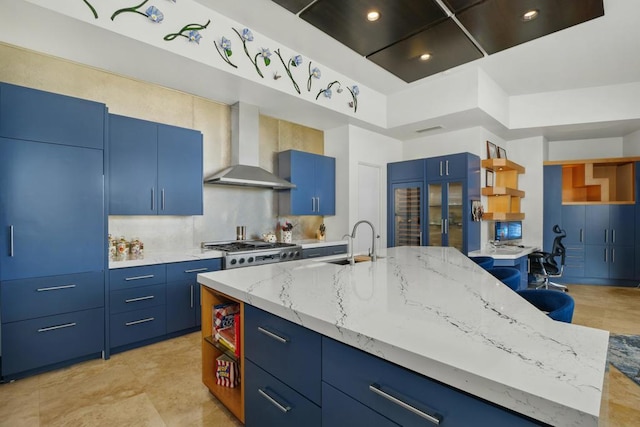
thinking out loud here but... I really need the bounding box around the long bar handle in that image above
[126,317,155,326]
[317,197,320,212]
[440,219,444,234]
[419,231,423,246]
[611,248,615,263]
[369,384,441,425]
[185,267,209,273]
[311,197,315,212]
[604,248,607,263]
[439,161,443,176]
[190,285,194,308]
[611,229,615,244]
[258,326,289,344]
[37,284,76,292]
[579,229,583,243]
[161,188,165,211]
[38,322,76,333]
[9,225,14,257]
[257,388,291,413]
[151,188,155,211]
[124,274,154,281]
[604,229,607,243]
[444,218,449,234]
[125,295,155,303]
[445,160,449,176]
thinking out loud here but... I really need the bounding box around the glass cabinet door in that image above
[428,183,443,246]
[447,182,464,251]
[393,184,422,246]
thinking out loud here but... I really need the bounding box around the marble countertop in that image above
[468,245,538,259]
[197,246,608,427]
[108,239,347,269]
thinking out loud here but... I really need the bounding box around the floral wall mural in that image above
[76,0,361,113]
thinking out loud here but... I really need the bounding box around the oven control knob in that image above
[289,252,295,258]
[280,252,287,259]
[248,257,254,263]
[230,259,237,265]
[239,258,245,264]
[294,251,300,258]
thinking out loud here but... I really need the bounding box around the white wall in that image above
[623,129,640,156]
[548,137,624,161]
[323,126,351,241]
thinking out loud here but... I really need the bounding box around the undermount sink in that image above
[326,256,371,266]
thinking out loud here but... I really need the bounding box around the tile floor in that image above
[0,284,638,426]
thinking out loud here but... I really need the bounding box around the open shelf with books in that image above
[201,286,244,423]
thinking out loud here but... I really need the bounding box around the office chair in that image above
[528,225,567,292]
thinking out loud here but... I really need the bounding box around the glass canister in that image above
[116,236,128,259]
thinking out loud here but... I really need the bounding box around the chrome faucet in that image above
[349,220,379,264]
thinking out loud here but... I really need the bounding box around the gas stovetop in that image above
[201,240,302,269]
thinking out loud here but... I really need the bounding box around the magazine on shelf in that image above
[213,303,240,356]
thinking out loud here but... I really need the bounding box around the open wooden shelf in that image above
[482,158,526,221]
[481,187,525,197]
[482,212,525,221]
[481,158,526,174]
[201,287,244,424]
[561,161,634,203]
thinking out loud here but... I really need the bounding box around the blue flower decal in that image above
[307,62,321,92]
[259,48,272,66]
[316,80,341,100]
[242,28,254,42]
[323,88,332,99]
[347,85,360,112]
[275,49,302,94]
[188,30,202,43]
[312,67,321,78]
[145,6,164,23]
[291,55,303,67]
[215,36,237,68]
[232,27,269,78]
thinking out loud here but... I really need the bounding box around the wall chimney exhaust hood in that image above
[204,102,295,189]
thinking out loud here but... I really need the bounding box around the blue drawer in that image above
[166,258,221,283]
[109,265,166,291]
[110,306,166,348]
[110,284,165,314]
[322,338,541,427]
[325,244,348,256]
[1,272,104,322]
[245,360,320,427]
[245,305,321,405]
[322,382,399,427]
[1,307,104,376]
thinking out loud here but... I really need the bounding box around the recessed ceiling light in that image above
[420,53,431,61]
[522,9,539,21]
[367,10,380,22]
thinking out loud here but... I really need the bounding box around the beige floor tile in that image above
[0,377,40,427]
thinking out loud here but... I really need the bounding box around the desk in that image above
[468,246,538,289]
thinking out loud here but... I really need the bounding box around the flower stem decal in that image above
[214,36,237,68]
[231,28,270,78]
[316,81,341,100]
[164,20,211,43]
[111,0,149,21]
[274,49,302,94]
[307,62,321,92]
[82,0,98,19]
[347,85,360,112]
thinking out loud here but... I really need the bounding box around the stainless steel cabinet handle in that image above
[185,267,209,273]
[125,295,155,303]
[439,161,443,176]
[190,285,194,308]
[611,248,615,263]
[38,322,76,333]
[604,248,607,263]
[317,197,320,212]
[151,188,155,210]
[579,229,583,243]
[419,231,423,246]
[37,284,76,292]
[124,274,154,281]
[369,384,441,425]
[440,219,444,234]
[444,219,449,234]
[611,229,616,244]
[445,160,449,176]
[161,188,165,211]
[9,225,14,257]
[126,317,155,326]
[258,326,289,344]
[311,197,315,212]
[604,229,607,243]
[257,388,291,413]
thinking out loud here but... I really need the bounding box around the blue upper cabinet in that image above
[388,159,425,182]
[278,150,336,216]
[0,83,105,149]
[426,154,467,181]
[542,166,562,251]
[109,114,203,215]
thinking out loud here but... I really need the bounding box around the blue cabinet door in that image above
[584,245,609,279]
[157,124,203,215]
[315,154,335,215]
[0,83,105,149]
[609,245,635,280]
[609,205,635,247]
[109,114,158,215]
[322,382,400,427]
[561,205,585,245]
[0,139,104,280]
[543,166,562,251]
[426,154,467,181]
[388,159,425,182]
[388,181,424,247]
[585,205,609,245]
[288,150,316,215]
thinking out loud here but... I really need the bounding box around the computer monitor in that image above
[494,221,522,242]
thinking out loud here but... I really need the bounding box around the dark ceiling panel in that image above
[441,0,484,13]
[271,0,316,14]
[300,0,447,56]
[456,0,605,55]
[368,19,483,83]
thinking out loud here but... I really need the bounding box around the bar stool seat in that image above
[487,267,521,291]
[516,289,575,323]
[469,256,494,270]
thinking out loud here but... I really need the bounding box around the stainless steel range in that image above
[201,240,302,269]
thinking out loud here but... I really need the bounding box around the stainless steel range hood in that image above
[204,102,295,189]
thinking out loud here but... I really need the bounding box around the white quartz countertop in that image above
[198,246,608,427]
[468,245,538,259]
[295,239,348,249]
[109,248,224,269]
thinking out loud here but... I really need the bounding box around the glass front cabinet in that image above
[388,153,480,254]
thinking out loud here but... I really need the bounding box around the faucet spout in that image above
[350,220,378,262]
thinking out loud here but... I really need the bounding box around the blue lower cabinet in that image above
[245,360,321,427]
[2,307,104,377]
[322,337,543,427]
[110,306,166,348]
[322,382,399,427]
[110,284,166,315]
[245,305,321,405]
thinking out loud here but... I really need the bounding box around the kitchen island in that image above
[198,246,608,426]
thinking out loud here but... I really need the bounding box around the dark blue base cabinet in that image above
[242,305,545,427]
